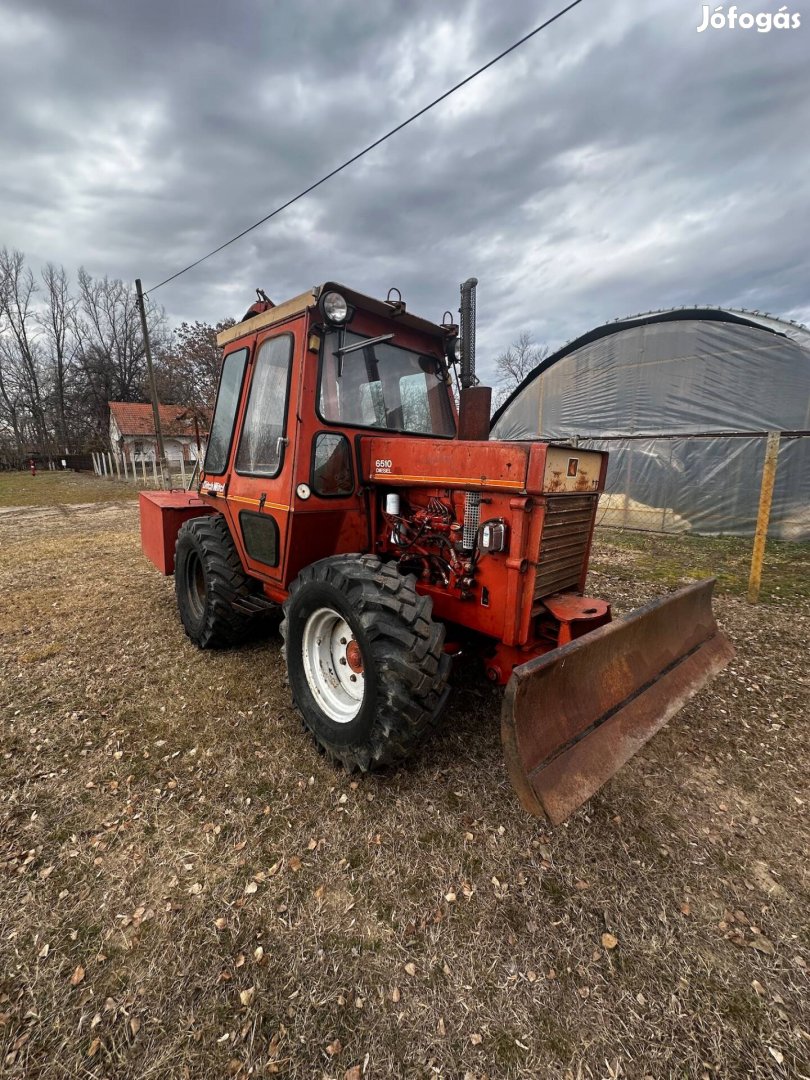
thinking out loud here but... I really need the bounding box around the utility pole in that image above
[135,278,172,490]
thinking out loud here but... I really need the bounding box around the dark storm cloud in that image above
[1,0,808,380]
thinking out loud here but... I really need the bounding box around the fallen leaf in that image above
[239,986,255,1007]
[129,1017,141,1037]
[87,1037,101,1057]
[749,936,776,955]
[751,861,785,898]
[37,943,50,959]
[288,857,302,872]
[344,1067,362,1080]
[444,891,457,903]
[214,918,227,930]
[326,1038,342,1056]
[437,1017,446,1036]
[404,962,416,976]
[679,902,691,916]
[470,1033,483,1045]
[254,946,264,962]
[244,881,258,895]
[390,986,401,1003]
[70,965,85,986]
[601,933,619,950]
[769,1048,784,1065]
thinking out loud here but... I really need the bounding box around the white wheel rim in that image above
[301,607,365,723]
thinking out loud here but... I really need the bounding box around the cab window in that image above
[319,331,454,437]
[204,347,248,475]
[236,335,293,476]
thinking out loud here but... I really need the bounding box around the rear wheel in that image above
[174,515,255,648]
[281,555,451,771]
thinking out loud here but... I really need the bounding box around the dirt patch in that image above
[1,501,808,1078]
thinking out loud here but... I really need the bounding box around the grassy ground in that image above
[0,475,808,1078]
[591,528,810,603]
[0,470,139,508]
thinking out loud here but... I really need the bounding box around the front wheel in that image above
[281,555,451,771]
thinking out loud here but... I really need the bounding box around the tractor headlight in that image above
[447,336,462,364]
[321,290,349,324]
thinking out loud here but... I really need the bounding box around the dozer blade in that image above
[501,579,733,825]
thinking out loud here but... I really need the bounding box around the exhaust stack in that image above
[457,277,491,440]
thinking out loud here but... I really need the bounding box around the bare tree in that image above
[40,262,79,452]
[74,268,166,442]
[492,330,548,408]
[0,248,50,451]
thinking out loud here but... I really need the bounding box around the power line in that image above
[146,0,585,295]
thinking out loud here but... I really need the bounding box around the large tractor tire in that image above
[174,515,255,648]
[281,555,451,772]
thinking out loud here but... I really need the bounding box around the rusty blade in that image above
[501,579,734,825]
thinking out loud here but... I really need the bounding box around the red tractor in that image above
[140,280,732,823]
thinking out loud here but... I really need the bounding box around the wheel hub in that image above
[301,607,365,723]
[345,640,364,673]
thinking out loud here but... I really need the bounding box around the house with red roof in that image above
[108,402,209,465]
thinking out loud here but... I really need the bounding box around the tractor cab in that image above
[192,283,461,593]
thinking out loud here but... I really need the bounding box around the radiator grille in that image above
[533,495,597,602]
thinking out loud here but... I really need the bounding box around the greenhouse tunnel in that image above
[490,308,810,541]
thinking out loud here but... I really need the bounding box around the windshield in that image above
[319,331,455,437]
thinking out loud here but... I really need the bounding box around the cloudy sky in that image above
[1,0,808,379]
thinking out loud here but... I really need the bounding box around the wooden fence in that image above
[91,451,198,492]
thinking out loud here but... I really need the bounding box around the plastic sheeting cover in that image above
[490,316,810,541]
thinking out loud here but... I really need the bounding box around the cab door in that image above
[225,327,298,589]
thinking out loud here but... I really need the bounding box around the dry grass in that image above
[0,470,139,509]
[0,475,808,1079]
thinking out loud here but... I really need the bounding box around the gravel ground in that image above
[0,478,808,1079]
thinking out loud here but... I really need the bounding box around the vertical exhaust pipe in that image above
[459,277,478,390]
[457,277,492,440]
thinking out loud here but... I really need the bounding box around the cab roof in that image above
[216,281,451,348]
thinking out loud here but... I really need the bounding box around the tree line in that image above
[0,247,233,465]
[0,244,546,464]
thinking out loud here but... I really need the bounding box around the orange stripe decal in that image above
[227,495,291,512]
[371,472,523,489]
